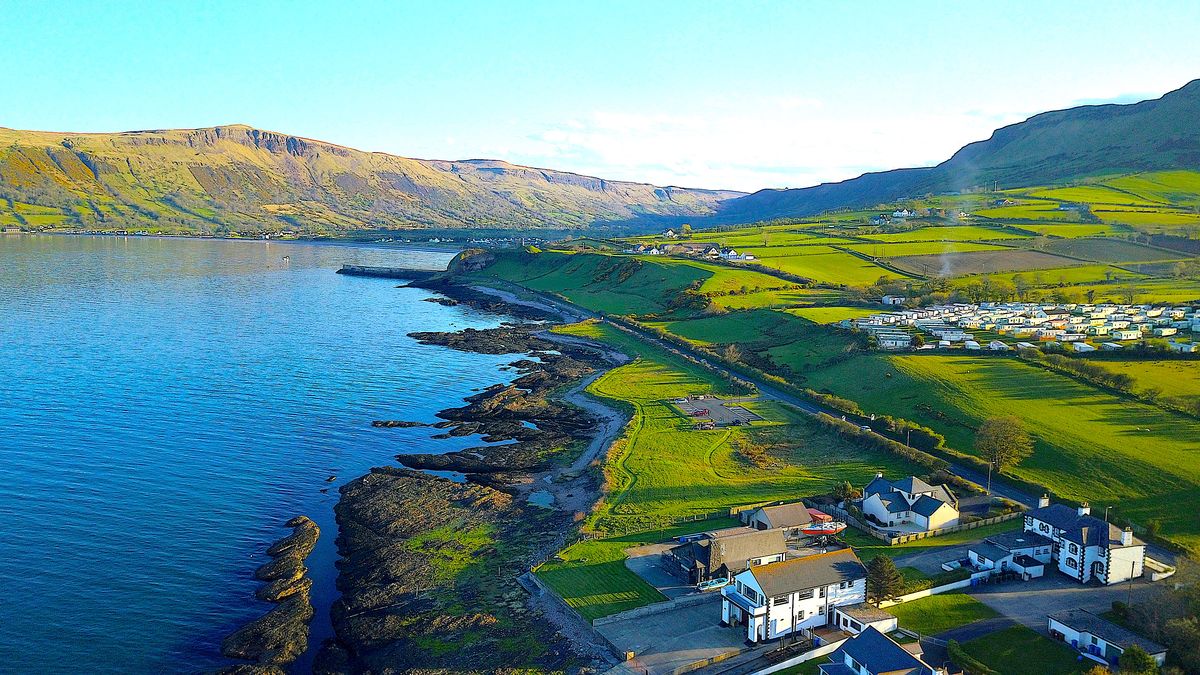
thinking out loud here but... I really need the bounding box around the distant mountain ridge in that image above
[0,124,742,234]
[714,79,1200,222]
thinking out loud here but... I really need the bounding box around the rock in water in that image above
[221,516,319,669]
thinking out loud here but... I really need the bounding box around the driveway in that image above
[596,595,749,675]
[967,573,1161,628]
[893,544,972,576]
[625,544,699,600]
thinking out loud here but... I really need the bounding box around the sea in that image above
[0,234,526,673]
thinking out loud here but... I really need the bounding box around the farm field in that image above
[1068,277,1200,304]
[856,225,1029,242]
[802,353,1200,553]
[1039,237,1186,263]
[712,286,845,310]
[950,264,1145,288]
[1103,170,1200,207]
[889,249,1080,276]
[785,306,879,324]
[753,250,906,284]
[961,625,1084,675]
[1092,359,1200,411]
[843,241,1008,257]
[1027,184,1162,207]
[974,202,1074,220]
[1095,208,1200,230]
[1016,223,1127,237]
[762,326,859,373]
[649,309,805,347]
[884,592,999,636]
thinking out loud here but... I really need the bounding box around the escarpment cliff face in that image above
[0,124,741,235]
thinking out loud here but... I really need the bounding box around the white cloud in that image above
[488,96,1032,192]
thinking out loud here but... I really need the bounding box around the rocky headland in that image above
[218,516,319,672]
[313,468,582,673]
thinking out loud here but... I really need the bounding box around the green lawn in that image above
[843,241,1009,257]
[886,592,999,636]
[535,519,735,621]
[961,625,1085,675]
[804,353,1200,552]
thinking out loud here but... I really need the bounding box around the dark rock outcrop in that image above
[221,516,319,670]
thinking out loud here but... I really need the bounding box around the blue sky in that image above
[3,0,1199,191]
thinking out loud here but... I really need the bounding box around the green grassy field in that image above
[713,286,846,310]
[975,202,1075,220]
[1093,359,1200,410]
[1017,223,1128,237]
[534,320,926,618]
[649,309,804,347]
[885,592,999,636]
[534,519,734,621]
[950,264,1146,288]
[961,625,1084,675]
[754,250,905,284]
[843,241,1008,257]
[785,306,880,324]
[856,225,1029,242]
[803,353,1200,552]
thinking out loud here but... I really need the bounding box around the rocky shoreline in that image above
[218,516,320,674]
[312,278,625,672]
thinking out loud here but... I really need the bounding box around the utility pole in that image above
[1128,560,1135,607]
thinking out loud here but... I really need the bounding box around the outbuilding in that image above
[1048,609,1167,667]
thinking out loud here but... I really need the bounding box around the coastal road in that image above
[470,278,1044,510]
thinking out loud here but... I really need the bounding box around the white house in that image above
[663,229,677,238]
[967,529,1053,580]
[721,549,875,643]
[877,333,913,350]
[1048,609,1167,668]
[882,295,906,306]
[1024,498,1145,585]
[860,474,959,531]
[817,626,944,675]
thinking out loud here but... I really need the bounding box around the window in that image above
[839,581,848,589]
[796,609,806,620]
[819,605,826,615]
[1069,543,1078,555]
[772,595,788,607]
[819,587,827,598]
[1066,557,1078,570]
[1039,522,1050,533]
[1091,636,1099,646]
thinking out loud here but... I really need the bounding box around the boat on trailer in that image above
[800,521,847,537]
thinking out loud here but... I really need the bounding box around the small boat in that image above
[697,577,730,592]
[800,521,847,537]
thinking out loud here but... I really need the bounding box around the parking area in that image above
[625,543,697,600]
[596,595,749,675]
[673,396,764,426]
[893,543,974,576]
[967,573,1161,628]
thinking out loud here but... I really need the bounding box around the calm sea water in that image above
[0,235,523,673]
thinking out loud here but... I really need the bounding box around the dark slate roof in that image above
[864,476,893,498]
[670,529,788,572]
[878,492,911,514]
[987,530,1053,551]
[1013,554,1043,568]
[750,548,866,598]
[1049,609,1167,655]
[826,626,936,675]
[756,502,814,528]
[1028,504,1142,549]
[893,475,935,495]
[911,494,949,518]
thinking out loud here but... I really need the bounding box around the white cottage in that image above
[1048,609,1167,667]
[721,549,873,642]
[860,474,959,531]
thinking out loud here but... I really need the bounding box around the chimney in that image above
[1121,528,1133,546]
[1038,494,1050,509]
[876,472,884,479]
[1077,502,1090,517]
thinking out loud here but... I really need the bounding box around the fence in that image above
[821,504,1023,545]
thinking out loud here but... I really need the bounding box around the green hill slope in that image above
[0,125,741,234]
[717,79,1200,222]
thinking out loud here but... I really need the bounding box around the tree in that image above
[975,416,1034,494]
[866,556,905,606]
[1118,645,1157,673]
[680,223,693,238]
[833,480,861,502]
[912,333,926,348]
[722,343,743,363]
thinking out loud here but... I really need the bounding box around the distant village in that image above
[850,301,1200,353]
